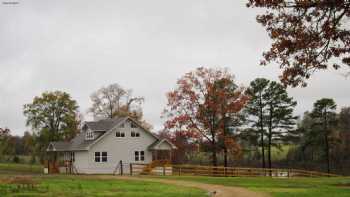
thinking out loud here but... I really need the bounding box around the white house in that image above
[46,116,176,174]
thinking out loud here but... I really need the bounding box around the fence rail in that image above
[171,165,341,178]
[129,163,172,176]
[101,160,341,178]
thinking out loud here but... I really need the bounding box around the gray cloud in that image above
[0,0,349,135]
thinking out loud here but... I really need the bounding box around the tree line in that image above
[161,67,350,174]
[0,67,348,174]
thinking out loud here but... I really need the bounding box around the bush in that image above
[12,156,20,163]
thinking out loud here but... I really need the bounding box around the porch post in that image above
[169,150,172,163]
[154,150,158,161]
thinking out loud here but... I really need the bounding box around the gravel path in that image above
[100,176,269,197]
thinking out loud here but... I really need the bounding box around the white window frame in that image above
[131,131,140,137]
[94,152,100,162]
[140,151,145,161]
[115,131,125,138]
[134,151,139,161]
[94,151,108,163]
[134,151,145,161]
[101,152,108,162]
[86,130,94,140]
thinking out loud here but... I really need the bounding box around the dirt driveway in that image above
[100,175,269,197]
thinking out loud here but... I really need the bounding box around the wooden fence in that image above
[172,165,341,178]
[119,162,341,178]
[129,163,172,176]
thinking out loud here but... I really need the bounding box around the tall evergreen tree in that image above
[245,78,270,168]
[264,81,298,169]
[310,98,337,174]
[245,78,297,169]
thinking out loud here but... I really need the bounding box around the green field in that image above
[0,163,43,174]
[159,176,350,197]
[1,163,350,197]
[0,175,206,197]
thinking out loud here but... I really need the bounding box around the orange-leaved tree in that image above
[163,67,248,166]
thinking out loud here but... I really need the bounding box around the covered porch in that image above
[46,142,75,174]
[148,139,177,163]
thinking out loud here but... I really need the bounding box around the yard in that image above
[158,176,350,197]
[0,163,43,175]
[0,175,206,197]
[0,163,350,197]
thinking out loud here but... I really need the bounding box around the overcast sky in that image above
[0,0,349,136]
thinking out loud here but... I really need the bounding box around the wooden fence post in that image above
[130,163,133,176]
[120,160,123,176]
[163,165,166,176]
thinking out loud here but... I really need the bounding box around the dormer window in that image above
[116,131,125,138]
[86,130,94,140]
[131,131,140,137]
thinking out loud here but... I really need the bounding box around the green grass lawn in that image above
[158,176,350,197]
[1,162,350,197]
[0,163,43,174]
[0,175,206,197]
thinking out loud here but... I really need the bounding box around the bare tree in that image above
[89,83,144,120]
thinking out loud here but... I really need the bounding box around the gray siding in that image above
[73,120,156,174]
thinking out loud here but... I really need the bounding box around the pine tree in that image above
[245,78,297,169]
[310,98,337,174]
[264,81,297,169]
[245,78,270,168]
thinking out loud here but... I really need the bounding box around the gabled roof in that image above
[46,116,159,152]
[85,117,126,131]
[47,141,71,152]
[148,138,177,150]
[87,116,158,149]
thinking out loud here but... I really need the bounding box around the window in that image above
[95,152,108,163]
[134,151,139,161]
[131,131,140,137]
[86,131,94,140]
[140,151,145,161]
[135,151,145,161]
[102,152,107,162]
[116,131,125,137]
[95,152,100,162]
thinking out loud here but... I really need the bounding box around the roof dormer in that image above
[86,129,95,140]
